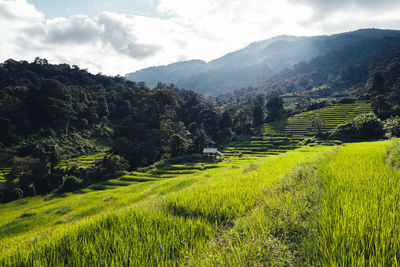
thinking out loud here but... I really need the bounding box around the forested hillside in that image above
[127,29,400,96]
[216,34,400,107]
[0,59,227,162]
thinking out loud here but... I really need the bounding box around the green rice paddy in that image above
[223,100,371,158]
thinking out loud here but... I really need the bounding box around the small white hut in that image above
[203,148,224,160]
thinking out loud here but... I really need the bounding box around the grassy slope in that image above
[1,141,399,265]
[0,146,330,265]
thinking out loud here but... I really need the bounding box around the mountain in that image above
[128,59,208,88]
[126,29,400,96]
[253,33,400,97]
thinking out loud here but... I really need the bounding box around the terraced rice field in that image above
[223,100,371,158]
[264,100,371,137]
[113,162,221,189]
[58,152,108,169]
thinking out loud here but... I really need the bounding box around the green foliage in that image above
[337,97,356,104]
[298,137,317,146]
[0,144,330,266]
[383,116,400,138]
[252,94,265,126]
[0,60,136,147]
[170,134,188,157]
[330,113,384,140]
[101,155,129,174]
[367,60,400,120]
[311,116,325,136]
[266,95,284,120]
[113,89,222,169]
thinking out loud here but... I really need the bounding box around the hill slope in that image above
[126,29,400,96]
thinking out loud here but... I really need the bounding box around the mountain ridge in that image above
[126,28,400,96]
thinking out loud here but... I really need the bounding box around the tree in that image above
[252,94,265,126]
[219,110,233,130]
[233,107,252,135]
[311,116,325,137]
[266,95,284,120]
[191,128,213,153]
[170,134,188,157]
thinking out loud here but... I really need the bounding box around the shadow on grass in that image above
[0,213,37,238]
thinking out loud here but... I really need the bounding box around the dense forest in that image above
[0,59,226,158]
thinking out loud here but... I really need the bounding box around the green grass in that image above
[315,141,400,265]
[0,145,334,265]
[1,140,399,265]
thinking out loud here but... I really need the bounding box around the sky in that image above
[1,0,400,76]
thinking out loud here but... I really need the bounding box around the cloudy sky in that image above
[1,0,400,75]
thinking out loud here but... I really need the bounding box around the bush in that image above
[56,176,82,193]
[101,155,129,173]
[330,113,384,140]
[383,117,400,138]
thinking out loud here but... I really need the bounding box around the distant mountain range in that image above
[126,29,400,96]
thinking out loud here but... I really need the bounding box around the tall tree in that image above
[266,95,284,120]
[252,94,265,126]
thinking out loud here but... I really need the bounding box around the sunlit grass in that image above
[0,145,333,265]
[1,138,399,265]
[315,141,400,265]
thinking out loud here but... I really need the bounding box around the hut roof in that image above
[203,148,224,156]
[203,148,218,153]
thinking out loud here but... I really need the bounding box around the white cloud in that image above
[0,0,400,76]
[0,1,167,74]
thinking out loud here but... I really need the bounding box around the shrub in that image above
[383,116,400,138]
[330,113,384,140]
[101,155,129,173]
